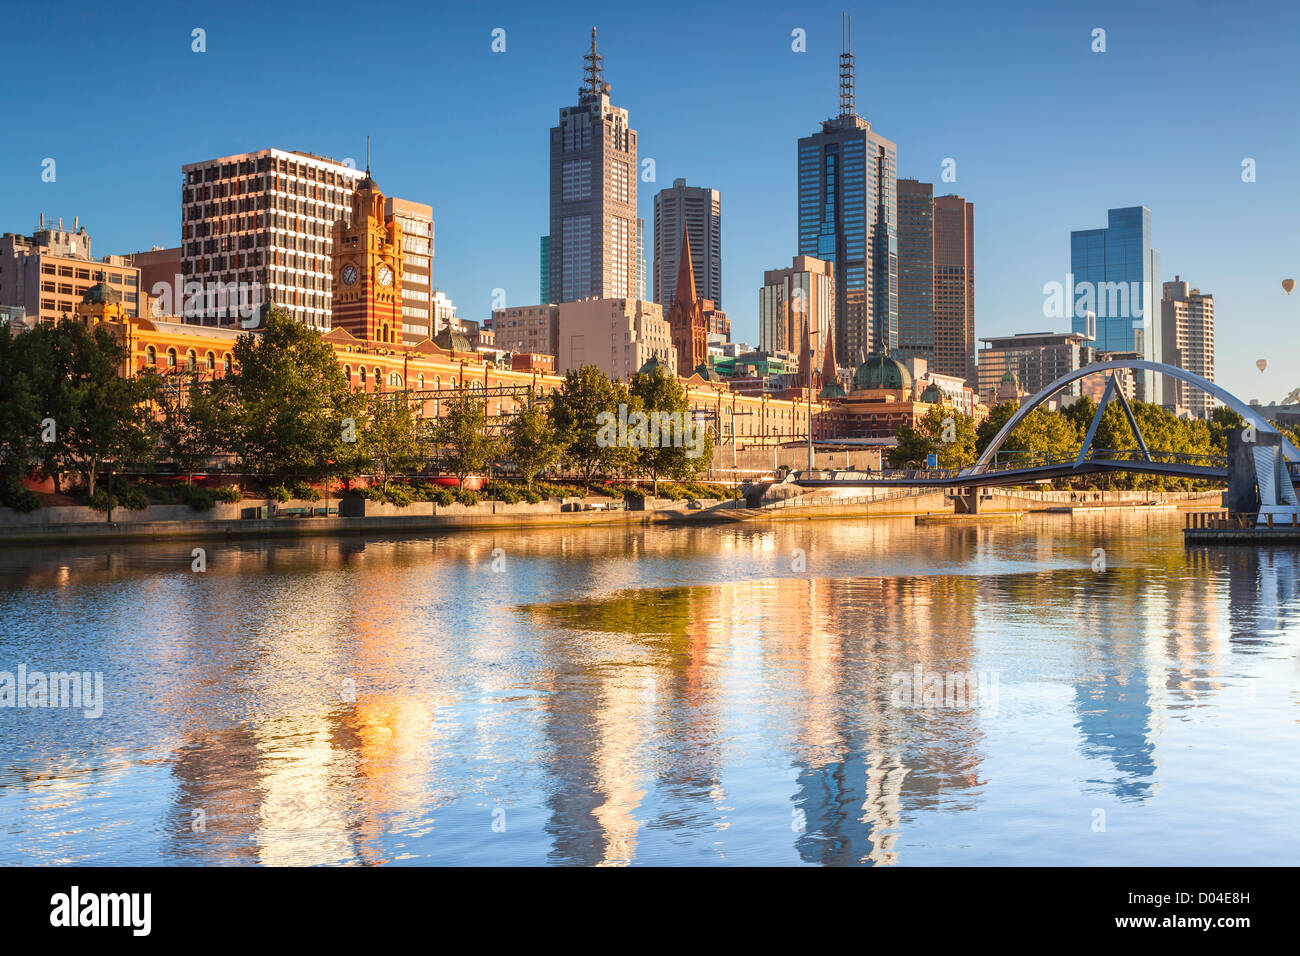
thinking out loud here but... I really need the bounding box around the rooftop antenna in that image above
[839,12,856,117]
[582,26,605,98]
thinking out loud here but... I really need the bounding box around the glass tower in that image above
[797,21,897,365]
[1070,206,1161,402]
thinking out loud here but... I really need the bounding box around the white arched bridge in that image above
[795,360,1300,490]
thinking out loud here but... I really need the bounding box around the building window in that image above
[205,351,215,371]
[146,346,156,366]
[167,348,177,367]
[223,353,232,375]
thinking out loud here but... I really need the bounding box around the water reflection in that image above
[0,514,1297,865]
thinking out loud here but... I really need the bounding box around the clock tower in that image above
[331,168,403,343]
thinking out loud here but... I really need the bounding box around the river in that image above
[0,511,1296,865]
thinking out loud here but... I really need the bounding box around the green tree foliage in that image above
[358,392,423,488]
[629,365,712,494]
[975,401,1018,456]
[17,319,155,496]
[505,400,563,491]
[433,395,498,485]
[0,322,42,506]
[224,308,362,483]
[888,408,976,469]
[1002,408,1081,464]
[152,373,230,486]
[547,365,633,488]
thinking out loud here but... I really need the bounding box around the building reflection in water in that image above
[0,518,1295,866]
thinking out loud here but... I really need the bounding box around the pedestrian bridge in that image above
[793,360,1300,490]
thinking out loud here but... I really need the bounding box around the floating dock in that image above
[1183,510,1300,544]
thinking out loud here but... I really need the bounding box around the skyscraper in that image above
[181,148,362,329]
[896,179,934,366]
[386,196,433,343]
[653,178,722,309]
[539,235,550,303]
[1160,276,1215,418]
[933,194,975,386]
[548,29,639,304]
[797,15,897,365]
[1070,206,1162,402]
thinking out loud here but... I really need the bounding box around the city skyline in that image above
[1,1,1296,400]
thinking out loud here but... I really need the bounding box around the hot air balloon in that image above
[1284,279,1295,294]
[1257,359,1268,372]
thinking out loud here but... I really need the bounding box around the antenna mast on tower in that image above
[839,13,856,117]
[582,26,605,98]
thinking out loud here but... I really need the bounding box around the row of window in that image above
[144,345,233,375]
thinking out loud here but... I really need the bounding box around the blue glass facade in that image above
[798,119,897,364]
[1070,206,1161,402]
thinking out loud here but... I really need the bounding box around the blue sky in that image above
[2,0,1297,400]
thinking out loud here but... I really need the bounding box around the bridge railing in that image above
[969,449,1226,476]
[796,449,1229,483]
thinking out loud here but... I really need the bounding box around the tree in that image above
[0,321,42,505]
[19,319,155,497]
[433,395,497,486]
[1005,407,1080,463]
[888,407,976,469]
[505,401,563,491]
[224,308,362,484]
[359,392,423,488]
[976,400,1019,456]
[629,365,712,495]
[153,373,230,486]
[547,365,632,489]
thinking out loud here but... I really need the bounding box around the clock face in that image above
[342,264,358,286]
[376,265,393,287]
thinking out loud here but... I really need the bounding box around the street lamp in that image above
[807,328,821,475]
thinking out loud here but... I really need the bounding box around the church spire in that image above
[674,225,696,307]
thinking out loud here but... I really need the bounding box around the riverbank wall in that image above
[0,488,1226,545]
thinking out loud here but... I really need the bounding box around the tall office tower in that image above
[1070,206,1162,403]
[0,216,142,324]
[181,148,362,328]
[933,194,975,386]
[330,170,403,344]
[797,15,897,365]
[539,236,550,303]
[386,197,434,343]
[636,218,646,302]
[653,178,722,309]
[1160,276,1215,418]
[548,29,639,304]
[896,179,934,366]
[759,254,836,365]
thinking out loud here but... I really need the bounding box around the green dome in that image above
[691,362,725,383]
[433,328,471,352]
[852,352,912,392]
[82,281,121,305]
[637,356,670,377]
[818,381,847,400]
[920,382,944,403]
